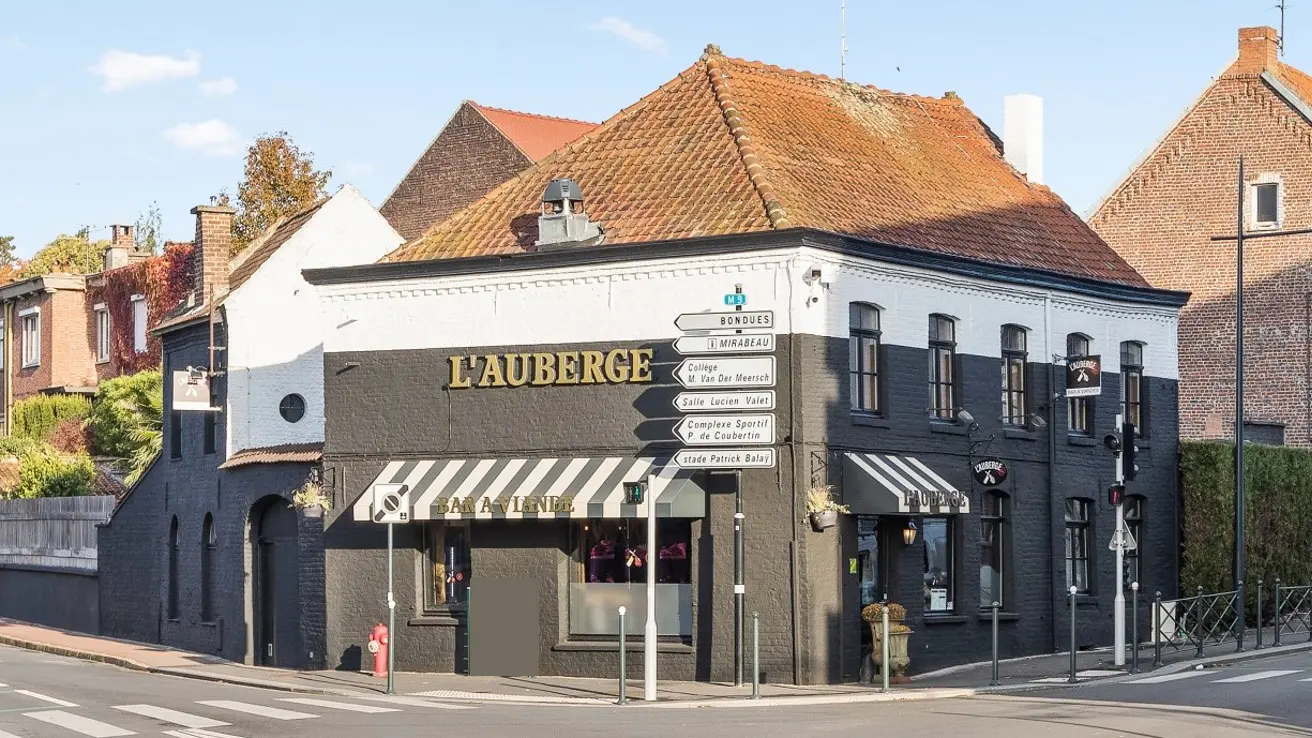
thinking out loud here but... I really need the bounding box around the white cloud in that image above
[199,76,237,96]
[163,120,245,157]
[587,17,667,55]
[91,49,200,92]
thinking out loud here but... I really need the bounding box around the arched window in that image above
[929,315,957,420]
[981,492,1008,609]
[1120,341,1146,434]
[167,516,180,620]
[201,514,216,622]
[1001,325,1028,426]
[849,303,881,413]
[1066,333,1094,434]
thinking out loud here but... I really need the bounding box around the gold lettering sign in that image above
[433,495,575,514]
[448,349,655,389]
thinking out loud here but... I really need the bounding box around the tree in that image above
[226,131,332,253]
[20,232,106,278]
[134,201,163,255]
[0,236,19,283]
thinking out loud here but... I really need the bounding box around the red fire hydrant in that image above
[367,623,389,678]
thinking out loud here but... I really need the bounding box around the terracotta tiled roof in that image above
[218,442,323,470]
[386,46,1146,287]
[471,103,597,162]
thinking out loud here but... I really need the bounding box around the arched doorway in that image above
[250,496,300,667]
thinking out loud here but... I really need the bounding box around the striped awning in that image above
[350,457,706,522]
[842,453,969,515]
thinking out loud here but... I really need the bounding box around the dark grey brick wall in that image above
[0,566,99,633]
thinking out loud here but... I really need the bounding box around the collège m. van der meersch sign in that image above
[448,348,655,389]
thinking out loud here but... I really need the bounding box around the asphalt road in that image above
[1,644,1307,737]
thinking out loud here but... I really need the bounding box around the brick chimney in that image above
[190,204,236,302]
[102,224,135,271]
[1236,26,1280,74]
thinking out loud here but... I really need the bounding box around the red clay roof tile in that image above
[470,103,597,162]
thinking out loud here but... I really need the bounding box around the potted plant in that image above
[805,485,849,531]
[862,601,912,680]
[291,477,330,518]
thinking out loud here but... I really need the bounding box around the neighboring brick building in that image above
[1089,26,1312,446]
[379,101,596,240]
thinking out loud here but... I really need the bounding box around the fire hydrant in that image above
[367,623,389,678]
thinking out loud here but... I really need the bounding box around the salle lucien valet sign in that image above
[448,348,655,389]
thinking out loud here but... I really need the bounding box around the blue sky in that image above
[0,1,1295,258]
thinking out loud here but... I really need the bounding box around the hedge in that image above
[11,447,95,499]
[12,394,91,443]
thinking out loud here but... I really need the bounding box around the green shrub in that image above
[87,368,162,459]
[0,435,43,459]
[12,394,91,443]
[14,448,95,499]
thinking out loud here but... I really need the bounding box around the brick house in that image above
[1089,26,1312,446]
[379,101,596,240]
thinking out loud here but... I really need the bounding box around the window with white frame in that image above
[94,304,110,363]
[20,311,39,368]
[131,294,147,354]
[1250,174,1283,229]
[0,320,6,370]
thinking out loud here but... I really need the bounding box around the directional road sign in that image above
[673,448,777,469]
[673,356,776,389]
[673,390,775,413]
[674,310,774,332]
[724,293,747,306]
[673,413,775,446]
[673,333,775,355]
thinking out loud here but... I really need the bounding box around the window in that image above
[95,307,111,362]
[1124,496,1143,589]
[1254,182,1279,226]
[20,313,38,367]
[425,523,471,610]
[170,411,182,459]
[201,514,216,622]
[167,516,180,620]
[0,320,6,370]
[279,394,306,423]
[203,412,217,455]
[922,518,954,613]
[1064,499,1091,594]
[981,494,1006,609]
[928,315,957,421]
[131,295,147,354]
[849,303,881,414]
[857,516,883,607]
[569,518,692,637]
[1067,333,1093,434]
[1001,325,1027,426]
[1120,341,1145,434]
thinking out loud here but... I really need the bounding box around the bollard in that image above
[1195,586,1205,658]
[751,612,760,700]
[1256,581,1264,650]
[1275,578,1283,647]
[1130,582,1140,674]
[1236,580,1246,653]
[617,606,627,705]
[881,594,890,694]
[1153,591,1164,669]
[1068,586,1078,684]
[465,584,472,676]
[990,601,1000,686]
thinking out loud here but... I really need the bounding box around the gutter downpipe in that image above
[4,299,13,435]
[1045,292,1059,652]
[787,256,802,685]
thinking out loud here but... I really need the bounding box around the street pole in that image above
[734,476,744,687]
[386,522,395,695]
[1113,413,1126,667]
[1234,155,1247,599]
[644,472,658,701]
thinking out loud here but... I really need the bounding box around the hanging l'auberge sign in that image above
[972,458,1008,487]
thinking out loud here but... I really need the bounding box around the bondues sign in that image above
[449,348,654,389]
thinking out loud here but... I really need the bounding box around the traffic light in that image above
[1121,420,1138,481]
[1108,483,1126,506]
[624,480,647,505]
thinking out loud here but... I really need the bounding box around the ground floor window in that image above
[980,493,1006,609]
[857,516,882,607]
[1065,499,1091,594]
[568,518,692,637]
[922,517,954,613]
[425,522,470,610]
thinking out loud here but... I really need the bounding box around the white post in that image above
[1113,413,1126,667]
[387,522,396,694]
[644,472,658,701]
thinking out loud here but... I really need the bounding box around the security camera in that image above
[957,409,975,426]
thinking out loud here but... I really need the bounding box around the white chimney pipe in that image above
[1003,94,1044,185]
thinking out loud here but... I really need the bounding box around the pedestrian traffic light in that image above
[1108,483,1126,506]
[624,480,647,505]
[1121,420,1138,481]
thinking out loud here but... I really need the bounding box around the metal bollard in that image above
[1153,591,1164,669]
[751,612,760,700]
[1195,586,1205,658]
[1130,582,1140,674]
[1275,578,1283,647]
[617,606,627,705]
[466,584,472,676]
[1068,586,1078,684]
[881,594,891,694]
[1236,580,1246,653]
[1256,581,1264,650]
[990,601,1000,686]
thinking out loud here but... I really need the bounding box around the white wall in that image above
[318,244,1179,380]
[224,185,404,455]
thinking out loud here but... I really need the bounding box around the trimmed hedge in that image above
[12,394,91,443]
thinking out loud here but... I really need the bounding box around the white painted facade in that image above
[317,245,1180,380]
[223,185,404,455]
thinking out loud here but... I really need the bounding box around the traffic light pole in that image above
[1113,413,1126,667]
[734,478,744,687]
[644,472,658,701]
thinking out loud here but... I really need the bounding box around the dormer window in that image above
[1250,174,1283,229]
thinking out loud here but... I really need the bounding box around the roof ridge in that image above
[469,101,597,128]
[704,45,790,229]
[718,52,956,107]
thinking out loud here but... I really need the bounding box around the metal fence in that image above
[1152,585,1243,661]
[1274,581,1312,646]
[0,496,114,572]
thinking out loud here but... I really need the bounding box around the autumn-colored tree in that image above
[0,236,19,283]
[20,232,106,278]
[224,131,332,253]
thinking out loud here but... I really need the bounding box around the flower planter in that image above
[299,505,323,518]
[870,622,912,679]
[809,510,838,531]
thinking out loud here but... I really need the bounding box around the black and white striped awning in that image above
[842,453,969,515]
[351,457,706,522]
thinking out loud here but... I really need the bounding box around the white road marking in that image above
[1212,669,1302,683]
[279,697,400,713]
[14,689,78,707]
[0,729,23,738]
[1125,671,1211,684]
[195,700,316,720]
[114,704,230,728]
[163,729,246,738]
[0,682,7,688]
[354,694,476,709]
[23,710,135,737]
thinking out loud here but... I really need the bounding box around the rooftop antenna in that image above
[840,0,847,79]
[1278,0,1288,55]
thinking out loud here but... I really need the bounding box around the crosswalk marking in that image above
[163,729,246,738]
[195,700,316,721]
[279,697,400,713]
[355,694,477,710]
[0,729,23,738]
[1212,669,1303,683]
[1126,671,1211,684]
[23,710,135,737]
[114,704,230,728]
[15,689,78,707]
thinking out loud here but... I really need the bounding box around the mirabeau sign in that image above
[449,348,654,389]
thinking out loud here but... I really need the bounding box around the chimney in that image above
[102,224,135,271]
[190,204,236,301]
[1003,94,1044,185]
[1236,26,1280,74]
[535,178,604,250]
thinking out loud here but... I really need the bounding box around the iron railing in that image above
[1274,581,1312,646]
[1153,586,1242,661]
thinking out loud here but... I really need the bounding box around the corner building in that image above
[305,45,1188,683]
